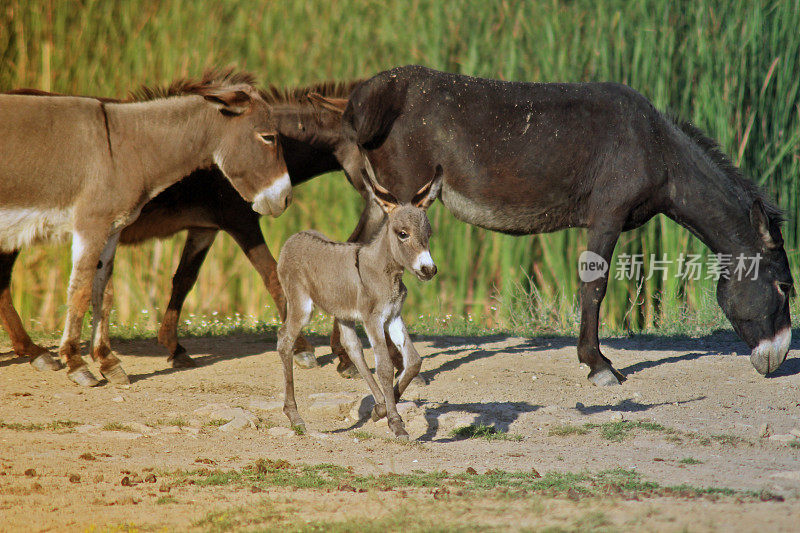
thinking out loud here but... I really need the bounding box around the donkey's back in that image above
[0,95,110,205]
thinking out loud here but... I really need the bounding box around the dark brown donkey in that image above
[275,65,794,386]
[0,70,291,386]
[1,81,358,373]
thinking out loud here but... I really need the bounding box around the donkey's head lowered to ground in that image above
[362,155,442,281]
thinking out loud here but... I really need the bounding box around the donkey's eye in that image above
[397,231,409,241]
[259,133,276,145]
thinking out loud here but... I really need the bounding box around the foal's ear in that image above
[203,85,254,116]
[750,199,780,249]
[308,93,347,115]
[412,165,444,209]
[361,152,399,214]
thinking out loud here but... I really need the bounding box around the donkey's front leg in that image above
[386,316,422,402]
[338,320,387,419]
[365,321,408,440]
[579,224,626,386]
[60,230,109,386]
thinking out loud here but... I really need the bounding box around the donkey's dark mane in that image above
[259,79,363,105]
[130,68,258,102]
[669,113,784,224]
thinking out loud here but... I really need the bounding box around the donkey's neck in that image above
[664,152,759,256]
[360,222,404,282]
[105,96,218,197]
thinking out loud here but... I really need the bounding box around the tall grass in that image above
[1,0,798,335]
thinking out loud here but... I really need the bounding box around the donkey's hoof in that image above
[588,367,625,387]
[101,364,130,385]
[170,351,197,368]
[337,363,360,379]
[409,374,427,388]
[293,351,318,369]
[30,353,62,372]
[371,403,387,422]
[394,431,410,441]
[68,367,100,387]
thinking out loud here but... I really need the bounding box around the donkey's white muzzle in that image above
[252,173,292,217]
[750,326,791,375]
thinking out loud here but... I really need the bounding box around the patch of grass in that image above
[166,459,759,503]
[292,425,306,436]
[679,457,703,465]
[160,418,189,428]
[352,430,374,441]
[790,441,800,449]
[450,424,523,441]
[156,495,177,505]
[710,434,748,446]
[0,419,80,431]
[548,424,589,437]
[204,419,229,427]
[583,420,673,442]
[102,422,133,432]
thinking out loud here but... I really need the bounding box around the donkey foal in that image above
[277,163,442,439]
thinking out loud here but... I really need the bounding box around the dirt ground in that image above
[1,330,800,531]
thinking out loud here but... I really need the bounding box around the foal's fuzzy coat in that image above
[276,160,442,438]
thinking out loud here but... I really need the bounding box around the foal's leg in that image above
[156,228,217,368]
[364,320,408,439]
[385,316,422,401]
[226,222,316,368]
[60,229,114,386]
[578,224,627,386]
[332,202,404,376]
[89,232,128,384]
[338,321,389,420]
[277,293,313,431]
[0,252,61,370]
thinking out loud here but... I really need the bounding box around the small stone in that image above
[789,428,800,439]
[159,484,171,493]
[219,417,256,432]
[68,474,80,483]
[609,412,624,422]
[79,453,96,461]
[249,399,284,412]
[121,476,132,486]
[94,474,104,483]
[267,426,296,438]
[308,393,357,419]
[112,396,124,403]
[759,423,773,438]
[144,473,156,483]
[768,434,797,443]
[24,469,36,477]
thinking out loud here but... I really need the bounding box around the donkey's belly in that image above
[441,186,576,236]
[0,207,73,252]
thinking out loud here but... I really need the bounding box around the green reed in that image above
[1,0,798,335]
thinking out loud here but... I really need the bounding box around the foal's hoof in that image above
[371,403,387,422]
[409,374,427,388]
[101,364,130,385]
[293,351,318,369]
[337,362,360,379]
[68,367,100,387]
[30,353,62,371]
[170,351,197,368]
[588,367,626,387]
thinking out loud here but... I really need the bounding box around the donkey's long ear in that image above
[308,93,347,115]
[203,85,254,116]
[361,152,399,214]
[750,199,780,249]
[412,165,444,209]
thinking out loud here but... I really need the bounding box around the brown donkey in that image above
[276,156,442,439]
[0,70,290,386]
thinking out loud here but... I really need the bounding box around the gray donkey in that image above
[276,157,442,439]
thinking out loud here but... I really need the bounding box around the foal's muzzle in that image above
[417,264,438,281]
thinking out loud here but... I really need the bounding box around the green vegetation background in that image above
[1,0,798,337]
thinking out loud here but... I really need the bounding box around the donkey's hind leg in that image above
[338,321,389,421]
[157,228,217,368]
[0,251,61,371]
[277,294,314,431]
[89,231,128,384]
